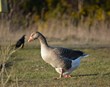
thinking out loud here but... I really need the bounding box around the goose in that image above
[28,32,89,79]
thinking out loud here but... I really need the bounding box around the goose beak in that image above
[28,36,33,42]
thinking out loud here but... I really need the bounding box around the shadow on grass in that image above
[74,73,99,77]
[74,72,110,77]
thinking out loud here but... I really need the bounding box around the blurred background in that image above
[0,0,110,47]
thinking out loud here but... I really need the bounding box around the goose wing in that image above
[53,47,84,60]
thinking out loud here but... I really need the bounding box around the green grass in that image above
[0,45,110,87]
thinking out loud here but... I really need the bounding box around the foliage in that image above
[7,0,110,20]
[0,0,110,30]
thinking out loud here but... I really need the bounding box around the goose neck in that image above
[38,35,49,47]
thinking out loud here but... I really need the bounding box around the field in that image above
[0,20,110,87]
[0,42,110,87]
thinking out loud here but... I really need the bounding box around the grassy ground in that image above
[0,44,110,87]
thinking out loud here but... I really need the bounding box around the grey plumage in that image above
[53,47,84,60]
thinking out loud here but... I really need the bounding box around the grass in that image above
[0,44,110,87]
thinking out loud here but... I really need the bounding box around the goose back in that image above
[53,47,84,60]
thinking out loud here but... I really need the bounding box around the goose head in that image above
[28,32,41,42]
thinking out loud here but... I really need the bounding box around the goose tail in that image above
[83,54,89,57]
[79,54,89,59]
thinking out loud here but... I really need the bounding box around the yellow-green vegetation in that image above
[0,44,110,87]
[1,0,110,31]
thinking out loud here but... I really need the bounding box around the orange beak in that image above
[28,36,33,42]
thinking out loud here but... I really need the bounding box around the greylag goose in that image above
[28,32,89,79]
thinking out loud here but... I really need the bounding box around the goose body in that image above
[28,32,89,78]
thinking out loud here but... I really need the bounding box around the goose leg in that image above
[59,74,63,78]
[59,69,64,78]
[54,69,64,80]
[63,75,73,78]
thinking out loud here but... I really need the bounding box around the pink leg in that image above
[63,75,73,78]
